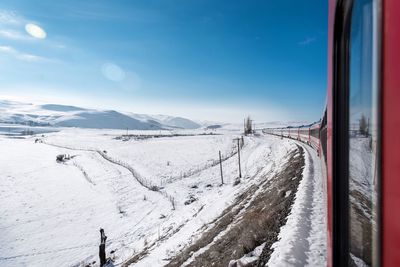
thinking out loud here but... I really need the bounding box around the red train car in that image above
[263,0,400,266]
[325,0,400,266]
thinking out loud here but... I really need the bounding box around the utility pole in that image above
[126,127,129,136]
[237,138,242,178]
[234,138,242,178]
[219,150,224,185]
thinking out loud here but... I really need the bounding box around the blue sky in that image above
[0,0,327,123]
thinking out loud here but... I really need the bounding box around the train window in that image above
[348,0,380,266]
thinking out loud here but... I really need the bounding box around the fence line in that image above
[164,140,245,184]
[41,141,175,208]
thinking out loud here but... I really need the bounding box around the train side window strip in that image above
[332,0,354,266]
[348,0,381,266]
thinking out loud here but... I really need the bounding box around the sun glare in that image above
[25,23,46,39]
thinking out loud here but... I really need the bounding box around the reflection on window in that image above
[348,0,379,266]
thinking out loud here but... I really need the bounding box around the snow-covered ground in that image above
[227,138,327,267]
[267,142,327,266]
[42,128,237,187]
[0,124,329,267]
[0,126,303,267]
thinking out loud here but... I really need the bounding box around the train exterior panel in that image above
[264,1,400,266]
[382,0,400,266]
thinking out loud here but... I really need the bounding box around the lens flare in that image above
[25,23,46,39]
[101,63,125,82]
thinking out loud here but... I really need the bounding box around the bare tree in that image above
[359,114,368,136]
[244,116,253,135]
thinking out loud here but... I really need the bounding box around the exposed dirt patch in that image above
[165,145,305,267]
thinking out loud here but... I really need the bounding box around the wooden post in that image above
[219,150,224,185]
[99,228,107,267]
[237,138,242,178]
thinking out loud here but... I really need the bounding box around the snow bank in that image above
[267,143,327,266]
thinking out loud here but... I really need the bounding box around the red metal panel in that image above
[382,0,400,266]
[327,1,336,266]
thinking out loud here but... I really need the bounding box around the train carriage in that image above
[298,126,311,144]
[263,0,400,266]
[309,123,321,152]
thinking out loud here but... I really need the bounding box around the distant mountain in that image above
[53,110,161,130]
[41,104,85,112]
[129,113,201,129]
[158,117,201,129]
[0,100,201,130]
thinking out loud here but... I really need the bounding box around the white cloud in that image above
[0,10,48,41]
[16,53,48,62]
[299,37,316,46]
[0,45,17,53]
[0,29,30,40]
[0,10,24,25]
[0,9,59,62]
[0,45,51,62]
[55,44,66,49]
[0,9,68,58]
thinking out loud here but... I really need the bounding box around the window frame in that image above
[332,0,382,266]
[332,0,354,265]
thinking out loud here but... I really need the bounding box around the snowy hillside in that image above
[0,99,201,130]
[128,113,201,129]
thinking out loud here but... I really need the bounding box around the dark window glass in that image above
[310,127,320,139]
[348,0,379,266]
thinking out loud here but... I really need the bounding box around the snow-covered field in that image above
[0,126,302,267]
[0,125,328,267]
